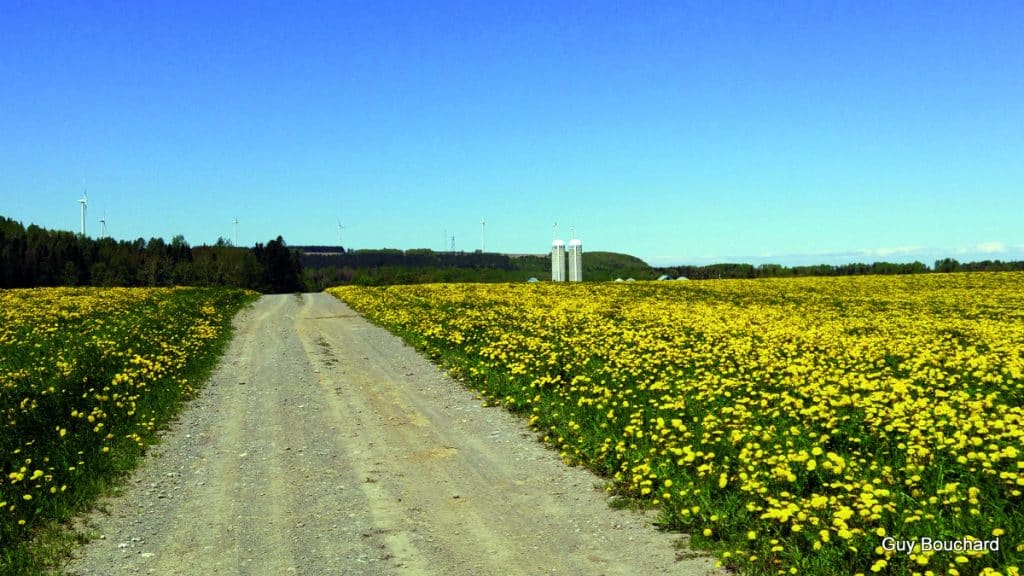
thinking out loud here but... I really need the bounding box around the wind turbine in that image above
[99,210,107,238]
[233,218,239,246]
[336,218,344,247]
[78,191,88,236]
[480,219,485,252]
[552,222,557,242]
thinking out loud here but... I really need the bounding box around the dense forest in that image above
[0,216,303,293]
[3,216,1022,291]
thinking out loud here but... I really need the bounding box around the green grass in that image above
[0,287,256,575]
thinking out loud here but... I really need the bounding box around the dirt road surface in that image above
[67,293,720,576]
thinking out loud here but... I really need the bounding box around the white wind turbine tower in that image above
[233,218,239,246]
[78,191,88,236]
[336,218,344,247]
[99,210,107,238]
[480,219,485,252]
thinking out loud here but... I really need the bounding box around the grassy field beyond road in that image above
[329,274,1024,576]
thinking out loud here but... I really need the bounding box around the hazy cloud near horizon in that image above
[644,242,1024,268]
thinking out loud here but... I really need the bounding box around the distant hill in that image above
[582,251,653,280]
[296,247,656,288]
[501,251,655,282]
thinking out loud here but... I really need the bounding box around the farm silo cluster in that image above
[551,237,582,281]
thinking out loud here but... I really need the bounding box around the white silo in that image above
[568,238,583,282]
[551,240,566,281]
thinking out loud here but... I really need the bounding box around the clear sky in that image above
[2,1,1022,266]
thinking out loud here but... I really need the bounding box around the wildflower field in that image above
[329,273,1024,576]
[0,286,255,573]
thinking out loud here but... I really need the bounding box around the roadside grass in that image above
[0,287,257,575]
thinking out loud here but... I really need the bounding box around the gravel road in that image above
[65,293,720,576]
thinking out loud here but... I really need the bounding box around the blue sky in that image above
[2,1,1022,266]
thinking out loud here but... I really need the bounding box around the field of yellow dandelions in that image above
[329,273,1024,576]
[0,286,254,570]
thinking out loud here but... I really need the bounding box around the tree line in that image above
[298,247,517,269]
[657,259,1024,280]
[0,216,303,293]
[3,215,1021,290]
[298,248,543,289]
[297,248,655,289]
